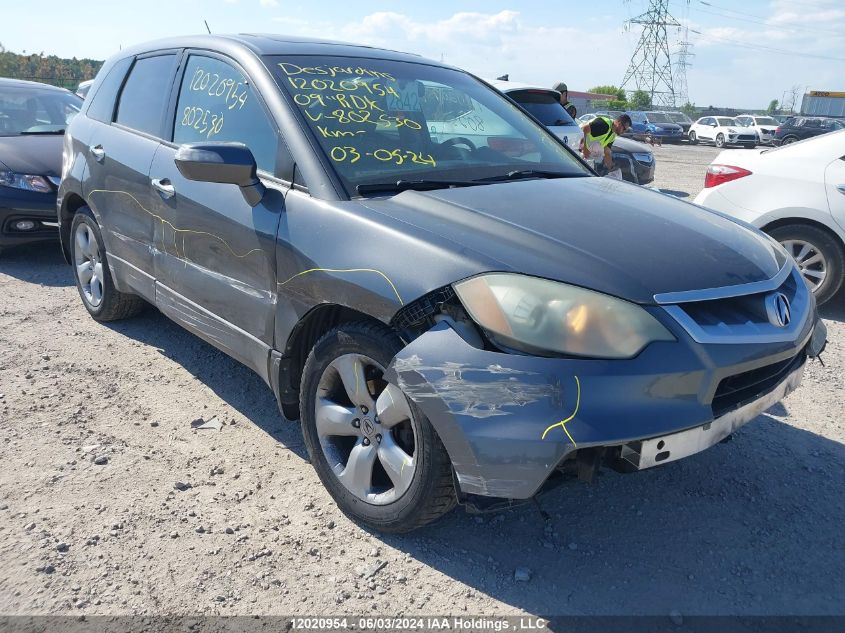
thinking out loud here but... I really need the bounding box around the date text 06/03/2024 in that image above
[291,616,549,631]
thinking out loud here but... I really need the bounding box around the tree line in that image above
[588,85,697,115]
[0,43,103,90]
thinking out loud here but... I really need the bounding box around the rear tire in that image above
[782,136,799,145]
[688,131,698,145]
[70,206,145,321]
[768,223,845,305]
[299,321,456,532]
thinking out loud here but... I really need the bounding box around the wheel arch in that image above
[59,194,88,263]
[761,215,845,257]
[273,303,392,411]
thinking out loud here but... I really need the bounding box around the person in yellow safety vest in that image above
[579,113,633,172]
[552,82,576,118]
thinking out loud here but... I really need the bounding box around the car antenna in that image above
[204,19,212,34]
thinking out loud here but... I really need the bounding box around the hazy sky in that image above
[3,0,844,109]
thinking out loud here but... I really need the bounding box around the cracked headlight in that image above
[0,170,53,193]
[454,273,675,358]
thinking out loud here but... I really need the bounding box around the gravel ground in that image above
[0,149,843,619]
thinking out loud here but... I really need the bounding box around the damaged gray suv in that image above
[58,35,826,532]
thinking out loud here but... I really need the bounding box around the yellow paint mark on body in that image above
[88,190,264,260]
[541,375,581,445]
[278,268,404,305]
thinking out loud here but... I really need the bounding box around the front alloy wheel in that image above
[715,133,726,148]
[315,353,418,505]
[300,322,456,532]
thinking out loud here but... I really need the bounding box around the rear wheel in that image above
[715,133,726,148]
[299,321,456,532]
[688,131,698,145]
[70,207,145,321]
[769,223,845,305]
[782,136,799,145]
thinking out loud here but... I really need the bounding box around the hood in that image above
[362,177,784,304]
[0,135,63,176]
[610,136,652,154]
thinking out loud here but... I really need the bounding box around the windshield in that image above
[717,117,737,127]
[0,86,82,136]
[505,89,577,128]
[646,112,671,124]
[267,56,588,194]
[754,117,778,126]
[667,112,690,123]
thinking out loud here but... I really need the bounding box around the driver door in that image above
[147,52,286,378]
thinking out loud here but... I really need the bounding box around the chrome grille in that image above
[661,266,812,344]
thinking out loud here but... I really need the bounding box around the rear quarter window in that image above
[86,57,133,123]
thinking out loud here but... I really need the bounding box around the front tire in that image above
[715,133,726,148]
[769,223,845,305]
[300,321,456,532]
[688,131,698,145]
[70,206,145,321]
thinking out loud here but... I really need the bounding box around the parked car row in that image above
[0,37,832,534]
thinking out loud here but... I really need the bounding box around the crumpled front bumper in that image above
[385,316,823,499]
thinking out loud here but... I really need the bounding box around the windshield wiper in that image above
[20,129,66,135]
[356,179,481,195]
[478,169,584,182]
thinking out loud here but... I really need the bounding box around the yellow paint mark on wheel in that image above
[278,267,404,305]
[541,375,581,445]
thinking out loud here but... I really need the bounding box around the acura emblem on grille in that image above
[766,292,791,328]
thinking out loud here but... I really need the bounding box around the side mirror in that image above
[175,142,266,207]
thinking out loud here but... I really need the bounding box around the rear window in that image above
[646,112,671,124]
[506,90,576,127]
[115,54,178,137]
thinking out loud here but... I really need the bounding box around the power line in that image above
[692,3,845,37]
[689,29,845,62]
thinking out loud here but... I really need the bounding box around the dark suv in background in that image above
[58,34,824,532]
[773,116,844,145]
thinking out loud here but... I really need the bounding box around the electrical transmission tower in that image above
[674,27,694,106]
[621,0,687,108]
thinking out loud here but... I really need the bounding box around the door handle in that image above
[89,144,105,163]
[151,178,175,199]
[837,184,845,195]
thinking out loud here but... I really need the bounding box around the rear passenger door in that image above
[83,52,180,300]
[147,52,285,376]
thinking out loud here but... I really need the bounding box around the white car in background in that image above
[688,116,758,148]
[735,114,780,145]
[694,130,845,304]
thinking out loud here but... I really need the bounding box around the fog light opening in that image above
[13,220,38,231]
